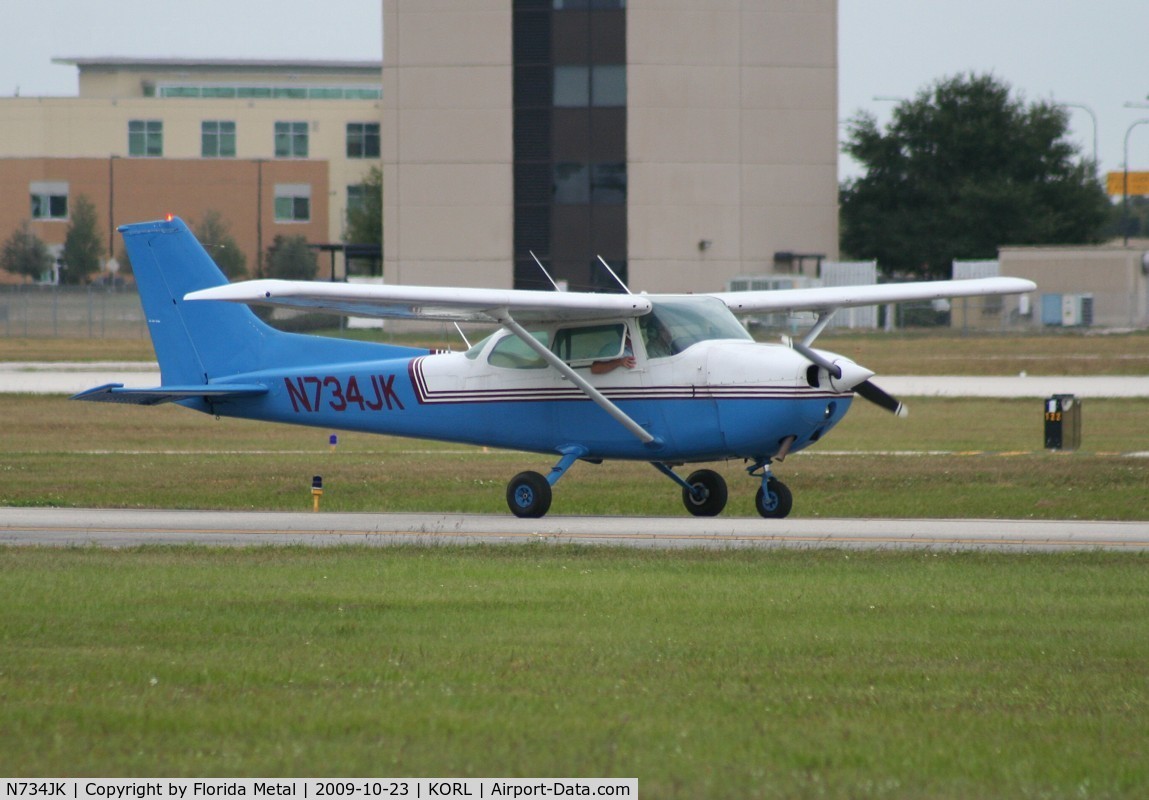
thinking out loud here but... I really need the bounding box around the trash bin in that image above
[1044,394,1081,450]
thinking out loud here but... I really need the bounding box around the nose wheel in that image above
[755,476,793,518]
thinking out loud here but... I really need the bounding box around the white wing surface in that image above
[712,277,1036,314]
[188,276,1034,324]
[186,279,652,324]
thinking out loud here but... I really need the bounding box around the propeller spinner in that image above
[797,346,909,418]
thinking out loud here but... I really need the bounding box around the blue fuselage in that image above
[194,340,854,464]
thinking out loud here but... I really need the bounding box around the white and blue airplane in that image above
[75,217,1035,519]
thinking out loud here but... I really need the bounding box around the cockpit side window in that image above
[486,331,549,370]
[551,323,625,364]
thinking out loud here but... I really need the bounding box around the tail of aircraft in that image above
[119,216,417,386]
[122,217,270,385]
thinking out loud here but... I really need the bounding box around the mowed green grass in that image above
[2,393,1147,518]
[5,328,1149,374]
[3,333,1149,795]
[2,545,1147,798]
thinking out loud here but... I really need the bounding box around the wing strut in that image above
[496,312,660,448]
[790,310,841,378]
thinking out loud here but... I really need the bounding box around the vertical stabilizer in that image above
[122,217,278,385]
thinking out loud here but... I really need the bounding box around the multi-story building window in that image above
[553,162,627,205]
[591,163,626,204]
[347,183,367,216]
[274,122,309,158]
[128,120,163,157]
[274,184,311,222]
[151,83,381,100]
[30,181,68,220]
[201,121,236,158]
[553,65,625,107]
[346,123,380,158]
[553,163,589,203]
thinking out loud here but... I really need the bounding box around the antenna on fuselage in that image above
[528,251,561,291]
[452,322,472,349]
[595,255,632,295]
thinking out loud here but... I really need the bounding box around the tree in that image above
[1103,195,1149,240]
[193,210,247,279]
[1,221,53,282]
[266,234,318,280]
[345,166,382,246]
[61,195,104,284]
[840,73,1110,278]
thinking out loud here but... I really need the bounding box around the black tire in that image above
[681,469,728,517]
[506,471,552,518]
[755,476,793,519]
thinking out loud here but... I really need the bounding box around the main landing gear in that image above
[657,460,792,519]
[504,449,793,519]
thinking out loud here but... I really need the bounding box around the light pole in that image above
[1057,102,1098,167]
[1122,119,1149,246]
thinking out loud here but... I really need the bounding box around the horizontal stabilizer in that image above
[72,383,268,406]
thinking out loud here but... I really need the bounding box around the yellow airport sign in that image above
[1106,171,1149,196]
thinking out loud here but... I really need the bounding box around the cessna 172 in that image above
[75,217,1035,519]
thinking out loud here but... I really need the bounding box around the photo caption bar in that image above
[0,780,637,800]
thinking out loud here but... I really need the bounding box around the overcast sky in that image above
[2,0,1146,182]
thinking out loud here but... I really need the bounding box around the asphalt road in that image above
[3,507,1148,553]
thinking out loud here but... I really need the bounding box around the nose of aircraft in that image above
[826,357,874,393]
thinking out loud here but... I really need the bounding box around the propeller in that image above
[854,379,908,418]
[788,337,908,419]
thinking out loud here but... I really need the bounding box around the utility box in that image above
[1044,395,1081,450]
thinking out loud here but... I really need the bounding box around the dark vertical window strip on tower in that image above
[513,2,626,291]
[512,5,554,289]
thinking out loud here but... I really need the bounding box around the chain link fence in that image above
[0,285,149,339]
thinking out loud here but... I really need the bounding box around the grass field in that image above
[3,332,1148,795]
[4,328,1149,375]
[2,545,1147,798]
[2,393,1146,519]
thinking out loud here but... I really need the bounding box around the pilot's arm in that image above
[590,336,635,374]
[591,354,636,374]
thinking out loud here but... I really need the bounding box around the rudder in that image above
[124,217,283,385]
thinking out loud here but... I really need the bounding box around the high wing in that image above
[189,276,1035,324]
[712,277,1036,315]
[186,279,652,324]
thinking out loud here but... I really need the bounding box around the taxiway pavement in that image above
[3,507,1148,553]
[4,362,1149,397]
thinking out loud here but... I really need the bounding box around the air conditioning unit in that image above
[1061,293,1094,327]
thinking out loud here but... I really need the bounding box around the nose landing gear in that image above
[748,460,793,518]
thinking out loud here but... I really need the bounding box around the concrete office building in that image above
[383,0,839,293]
[0,58,382,279]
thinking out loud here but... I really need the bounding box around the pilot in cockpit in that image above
[590,331,636,374]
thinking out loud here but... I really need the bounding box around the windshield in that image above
[639,296,752,357]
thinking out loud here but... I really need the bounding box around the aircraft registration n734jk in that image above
[74,217,1036,519]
